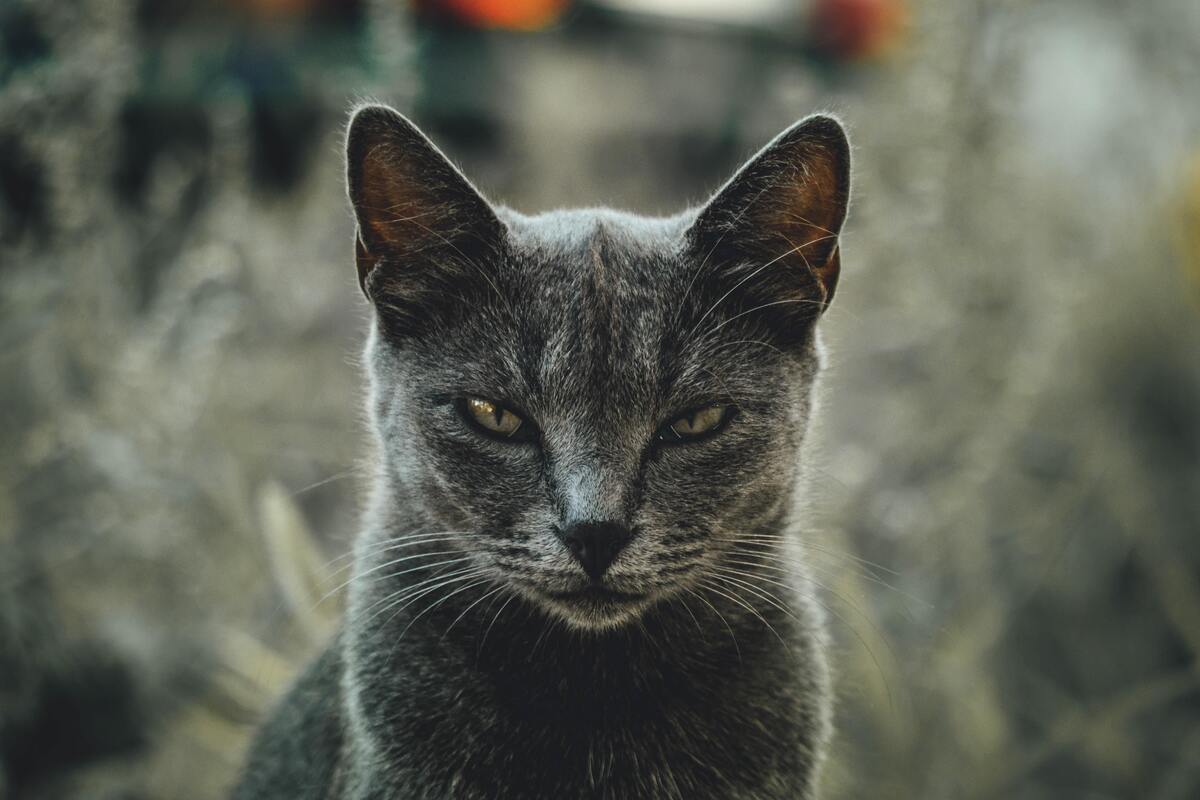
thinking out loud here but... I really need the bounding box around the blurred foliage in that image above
[2,1,1199,799]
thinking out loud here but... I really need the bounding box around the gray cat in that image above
[233,104,850,800]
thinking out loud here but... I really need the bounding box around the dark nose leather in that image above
[558,521,633,581]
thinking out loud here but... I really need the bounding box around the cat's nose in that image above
[557,521,633,581]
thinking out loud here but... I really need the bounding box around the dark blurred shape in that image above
[1113,349,1200,472]
[0,2,50,79]
[115,101,213,208]
[114,100,213,308]
[235,0,365,24]
[0,132,48,245]
[134,0,205,33]
[131,0,371,199]
[250,96,325,193]
[137,0,366,29]
[224,35,326,194]
[1,568,146,797]
[231,0,326,16]
[2,645,145,795]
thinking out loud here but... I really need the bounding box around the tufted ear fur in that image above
[346,104,505,334]
[686,115,850,340]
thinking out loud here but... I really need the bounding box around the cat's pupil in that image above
[667,404,727,440]
[465,397,525,437]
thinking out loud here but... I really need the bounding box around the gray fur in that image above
[234,105,851,800]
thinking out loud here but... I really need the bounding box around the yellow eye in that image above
[464,397,525,438]
[666,404,731,440]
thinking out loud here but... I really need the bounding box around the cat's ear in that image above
[346,104,504,329]
[686,115,850,331]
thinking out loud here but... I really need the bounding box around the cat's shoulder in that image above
[232,640,346,800]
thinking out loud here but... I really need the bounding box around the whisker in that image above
[442,584,507,641]
[720,551,907,632]
[684,586,741,664]
[709,337,788,360]
[318,549,470,605]
[722,550,924,609]
[387,577,496,658]
[705,298,829,337]
[719,534,902,577]
[378,211,515,322]
[375,570,492,638]
[354,555,479,589]
[684,232,839,344]
[708,569,802,627]
[358,565,484,626]
[675,593,705,635]
[477,589,519,657]
[700,367,749,411]
[292,468,362,496]
[672,183,777,329]
[320,528,471,573]
[699,578,787,647]
[704,553,900,710]
[529,612,556,661]
[804,574,897,712]
[356,564,481,622]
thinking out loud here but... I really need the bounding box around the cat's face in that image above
[348,107,849,630]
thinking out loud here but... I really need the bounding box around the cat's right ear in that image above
[346,105,504,330]
[684,115,850,339]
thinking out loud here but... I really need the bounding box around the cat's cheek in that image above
[642,470,732,525]
[644,436,775,523]
[415,426,544,517]
[415,476,473,530]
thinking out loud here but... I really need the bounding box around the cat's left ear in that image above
[346,104,504,329]
[686,115,850,323]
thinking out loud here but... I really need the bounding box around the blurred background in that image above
[2,0,1199,797]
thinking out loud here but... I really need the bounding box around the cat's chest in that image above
[367,663,810,800]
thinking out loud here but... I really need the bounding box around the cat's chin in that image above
[524,584,654,631]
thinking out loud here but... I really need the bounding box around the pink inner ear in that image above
[347,110,506,327]
[358,144,427,251]
[773,148,844,263]
[349,117,501,267]
[762,150,846,309]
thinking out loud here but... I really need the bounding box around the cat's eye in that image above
[661,404,734,443]
[460,396,528,440]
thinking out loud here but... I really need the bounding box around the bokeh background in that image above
[2,0,1199,798]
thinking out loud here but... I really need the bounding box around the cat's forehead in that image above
[501,208,688,309]
[493,209,694,414]
[502,208,684,268]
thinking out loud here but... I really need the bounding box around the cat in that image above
[233,103,850,800]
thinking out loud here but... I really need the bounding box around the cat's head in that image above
[347,105,849,630]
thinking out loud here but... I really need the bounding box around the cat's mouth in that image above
[547,586,646,605]
[506,574,655,628]
[535,583,652,627]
